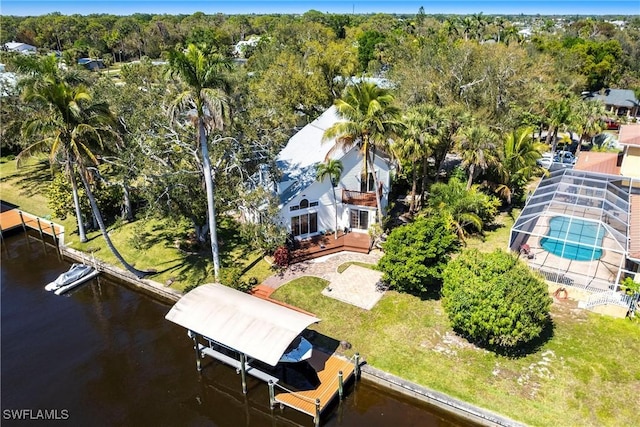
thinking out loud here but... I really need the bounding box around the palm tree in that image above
[166,44,231,282]
[495,126,544,206]
[19,77,90,242]
[19,77,148,278]
[544,98,574,154]
[316,159,344,239]
[428,177,498,243]
[456,124,498,190]
[323,81,401,227]
[574,99,607,155]
[392,107,434,214]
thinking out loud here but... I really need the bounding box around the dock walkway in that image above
[274,350,355,422]
[0,204,63,243]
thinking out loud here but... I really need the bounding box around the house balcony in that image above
[342,189,377,207]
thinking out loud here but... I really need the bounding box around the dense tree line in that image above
[2,10,638,277]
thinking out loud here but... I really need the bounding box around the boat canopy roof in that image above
[165,283,320,366]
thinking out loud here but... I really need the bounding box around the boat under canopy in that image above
[165,283,320,367]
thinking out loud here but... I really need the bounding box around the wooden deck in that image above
[290,232,370,263]
[0,204,63,238]
[274,350,355,419]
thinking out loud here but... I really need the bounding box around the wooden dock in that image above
[274,350,355,424]
[0,203,63,241]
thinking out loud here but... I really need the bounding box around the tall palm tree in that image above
[316,159,344,239]
[495,126,544,206]
[166,44,231,282]
[456,124,497,190]
[323,81,401,227]
[544,98,574,154]
[19,77,147,278]
[19,77,90,242]
[392,107,433,214]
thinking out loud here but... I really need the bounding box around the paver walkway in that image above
[262,250,383,290]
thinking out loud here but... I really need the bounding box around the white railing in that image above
[578,291,637,309]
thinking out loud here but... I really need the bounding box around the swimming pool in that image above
[540,216,604,261]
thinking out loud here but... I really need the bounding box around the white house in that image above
[275,106,394,240]
[3,41,36,54]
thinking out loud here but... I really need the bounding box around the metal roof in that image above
[165,283,320,366]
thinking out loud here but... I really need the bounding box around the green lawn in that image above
[336,261,376,273]
[0,158,273,290]
[4,157,639,426]
[271,278,640,427]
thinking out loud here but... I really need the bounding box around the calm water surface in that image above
[1,233,470,426]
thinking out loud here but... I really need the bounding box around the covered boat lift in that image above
[165,283,358,426]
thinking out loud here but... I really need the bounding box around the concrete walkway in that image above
[262,250,383,290]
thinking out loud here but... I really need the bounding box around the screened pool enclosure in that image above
[509,169,640,292]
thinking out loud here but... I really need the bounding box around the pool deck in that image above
[520,214,624,292]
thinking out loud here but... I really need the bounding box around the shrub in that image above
[378,213,459,294]
[442,249,552,350]
[273,246,290,268]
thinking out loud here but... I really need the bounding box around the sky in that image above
[1,0,638,17]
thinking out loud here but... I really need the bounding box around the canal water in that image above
[1,233,471,426]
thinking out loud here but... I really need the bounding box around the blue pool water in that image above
[540,216,604,261]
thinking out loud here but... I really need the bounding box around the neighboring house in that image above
[0,64,18,97]
[274,106,394,239]
[584,88,639,118]
[78,58,105,71]
[233,36,260,58]
[3,41,36,54]
[618,124,640,179]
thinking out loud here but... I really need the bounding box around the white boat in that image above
[45,263,99,295]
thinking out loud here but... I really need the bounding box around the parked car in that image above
[604,118,619,130]
[536,152,554,169]
[554,151,576,165]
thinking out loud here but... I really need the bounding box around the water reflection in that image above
[1,232,468,426]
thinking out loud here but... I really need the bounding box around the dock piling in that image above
[268,380,275,409]
[354,353,360,379]
[314,399,321,427]
[338,371,344,399]
[190,331,202,372]
[18,211,27,234]
[240,353,247,394]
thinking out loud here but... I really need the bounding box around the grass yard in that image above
[271,278,640,427]
[336,261,376,273]
[465,208,520,253]
[0,158,273,290]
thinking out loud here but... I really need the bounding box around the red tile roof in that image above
[574,152,621,175]
[619,124,640,147]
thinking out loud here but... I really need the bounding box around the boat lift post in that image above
[268,380,275,409]
[239,353,248,394]
[189,330,202,372]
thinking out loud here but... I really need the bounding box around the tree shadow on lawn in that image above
[8,160,53,193]
[453,317,556,359]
